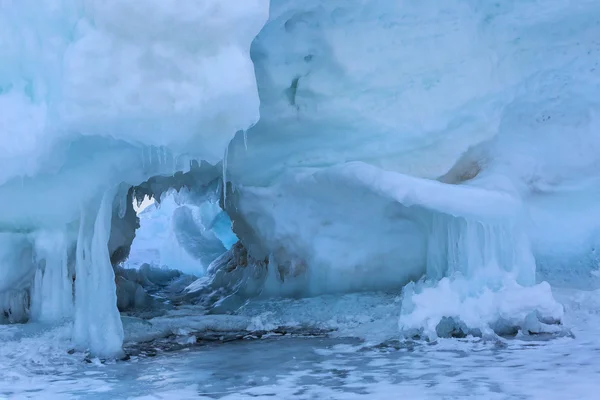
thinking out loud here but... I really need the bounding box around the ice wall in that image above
[0,0,268,355]
[222,0,600,334]
[229,0,600,184]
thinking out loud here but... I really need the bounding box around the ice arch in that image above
[0,0,268,357]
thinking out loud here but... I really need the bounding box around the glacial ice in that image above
[1,0,600,358]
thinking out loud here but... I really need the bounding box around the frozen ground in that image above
[0,288,599,400]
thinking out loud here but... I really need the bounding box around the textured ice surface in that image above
[229,0,600,183]
[227,0,600,273]
[0,0,267,182]
[0,0,268,227]
[0,288,599,399]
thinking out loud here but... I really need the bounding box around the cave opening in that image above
[111,163,243,319]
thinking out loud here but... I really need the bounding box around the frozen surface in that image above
[0,288,599,399]
[0,0,268,244]
[225,0,600,286]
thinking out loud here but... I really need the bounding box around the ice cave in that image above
[1,0,600,398]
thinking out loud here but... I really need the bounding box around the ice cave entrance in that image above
[114,188,239,313]
[125,191,238,276]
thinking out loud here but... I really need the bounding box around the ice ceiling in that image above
[0,0,599,356]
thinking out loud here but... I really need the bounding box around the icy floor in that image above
[1,289,600,400]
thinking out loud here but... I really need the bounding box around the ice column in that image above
[74,188,124,357]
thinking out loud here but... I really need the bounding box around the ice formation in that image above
[1,0,600,355]
[222,0,598,337]
[0,0,268,355]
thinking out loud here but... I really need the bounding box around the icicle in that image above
[73,207,89,349]
[425,214,535,286]
[223,145,229,209]
[74,189,124,358]
[0,290,29,323]
[30,231,73,322]
[118,192,127,219]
